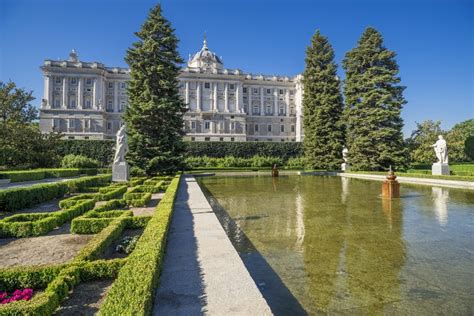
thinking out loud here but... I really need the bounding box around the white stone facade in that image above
[39,41,303,142]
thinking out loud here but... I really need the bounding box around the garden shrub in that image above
[55,139,115,167]
[99,176,180,315]
[0,182,68,213]
[123,192,152,207]
[66,174,111,193]
[61,154,100,169]
[0,170,46,183]
[0,199,96,237]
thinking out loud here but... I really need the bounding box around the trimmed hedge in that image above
[56,140,115,167]
[185,141,303,159]
[0,168,98,183]
[0,199,96,237]
[0,182,68,213]
[123,192,152,207]
[0,259,125,315]
[66,174,111,193]
[127,182,164,194]
[71,210,133,234]
[99,175,180,315]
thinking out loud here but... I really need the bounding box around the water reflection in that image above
[199,176,473,315]
[431,187,449,226]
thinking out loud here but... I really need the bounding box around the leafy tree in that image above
[124,4,186,175]
[446,118,474,162]
[342,27,407,171]
[407,120,444,165]
[0,81,61,168]
[302,30,345,170]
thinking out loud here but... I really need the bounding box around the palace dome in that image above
[187,38,224,71]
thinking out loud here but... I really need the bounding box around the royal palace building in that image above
[39,39,304,142]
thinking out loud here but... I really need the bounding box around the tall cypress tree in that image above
[303,30,345,170]
[342,27,407,171]
[124,4,186,175]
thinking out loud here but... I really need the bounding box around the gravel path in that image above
[0,224,93,268]
[131,193,163,216]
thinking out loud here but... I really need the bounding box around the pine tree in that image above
[342,27,407,171]
[302,30,345,170]
[124,4,186,175]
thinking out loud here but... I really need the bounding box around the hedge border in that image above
[98,175,180,315]
[0,168,99,183]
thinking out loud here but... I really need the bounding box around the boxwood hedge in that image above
[98,175,180,315]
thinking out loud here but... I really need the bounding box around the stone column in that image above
[185,81,189,106]
[62,77,68,108]
[236,84,242,113]
[78,77,83,109]
[248,86,251,114]
[213,82,218,112]
[285,89,290,117]
[224,83,229,112]
[44,75,52,108]
[114,81,119,112]
[93,77,98,109]
[273,88,278,116]
[260,87,264,116]
[197,81,201,112]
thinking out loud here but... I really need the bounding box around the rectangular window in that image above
[52,118,60,129]
[255,124,259,132]
[84,119,90,129]
[54,99,60,108]
[70,78,77,84]
[267,124,272,132]
[204,82,210,89]
[191,137,195,141]
[70,99,76,108]
[121,82,126,89]
[107,100,113,112]
[55,77,61,84]
[280,125,285,133]
[253,88,258,94]
[266,89,271,94]
[86,78,92,85]
[279,89,284,94]
[290,90,294,95]
[243,87,247,93]
[205,121,210,129]
[291,125,295,133]
[68,118,75,128]
[109,82,113,88]
[230,137,235,142]
[205,137,210,141]
[219,137,224,141]
[107,122,112,130]
[191,121,196,129]
[85,100,91,108]
[230,122,235,130]
[229,84,235,90]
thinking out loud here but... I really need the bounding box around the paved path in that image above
[153,176,272,315]
[0,176,80,190]
[339,173,474,190]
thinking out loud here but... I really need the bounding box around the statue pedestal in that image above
[112,162,130,182]
[341,163,350,172]
[432,163,450,176]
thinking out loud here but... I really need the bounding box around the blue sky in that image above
[1,0,473,136]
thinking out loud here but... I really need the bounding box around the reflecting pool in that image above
[198,176,473,315]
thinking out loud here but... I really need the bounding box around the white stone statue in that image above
[341,146,349,171]
[112,125,129,182]
[431,135,448,164]
[114,125,128,164]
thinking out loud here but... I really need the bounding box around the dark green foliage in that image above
[124,4,186,175]
[185,141,303,159]
[465,135,474,160]
[185,155,284,169]
[98,185,128,201]
[0,182,68,212]
[124,216,152,229]
[99,176,180,315]
[407,120,444,165]
[0,81,62,169]
[303,30,345,170]
[61,154,100,169]
[127,182,163,194]
[0,264,65,292]
[66,174,111,193]
[446,118,474,162]
[55,140,115,167]
[343,27,408,171]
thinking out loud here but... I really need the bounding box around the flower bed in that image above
[0,288,34,305]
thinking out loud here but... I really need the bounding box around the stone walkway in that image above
[0,176,80,190]
[153,176,272,315]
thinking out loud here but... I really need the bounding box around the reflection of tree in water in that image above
[303,177,406,313]
[301,177,348,312]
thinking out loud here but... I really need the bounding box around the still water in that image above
[198,176,473,315]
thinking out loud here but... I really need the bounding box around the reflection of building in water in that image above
[294,193,305,250]
[341,177,349,204]
[432,187,449,226]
